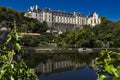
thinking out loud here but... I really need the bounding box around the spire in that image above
[35,5,38,10]
[32,6,34,10]
[30,6,33,11]
[74,11,76,16]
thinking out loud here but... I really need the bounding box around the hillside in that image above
[0,6,48,33]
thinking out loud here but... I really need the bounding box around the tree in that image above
[56,27,97,48]
[93,17,115,47]
[101,16,107,23]
[6,8,12,13]
[33,21,48,33]
[0,6,6,11]
[0,6,49,34]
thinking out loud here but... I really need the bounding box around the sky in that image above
[0,0,120,21]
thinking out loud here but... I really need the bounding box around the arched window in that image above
[94,19,96,23]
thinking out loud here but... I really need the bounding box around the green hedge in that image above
[22,35,40,47]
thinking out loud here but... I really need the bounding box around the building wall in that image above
[87,12,101,27]
[25,6,101,32]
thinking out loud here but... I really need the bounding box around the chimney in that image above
[74,11,76,16]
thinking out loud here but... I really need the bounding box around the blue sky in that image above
[0,0,120,21]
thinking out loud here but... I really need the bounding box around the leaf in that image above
[104,64,118,77]
[15,43,21,51]
[10,76,14,80]
[113,77,120,80]
[1,55,7,60]
[116,66,120,76]
[15,33,19,41]
[111,67,118,77]
[5,35,12,44]
[11,64,14,69]
[98,75,108,80]
[1,70,5,75]
[104,65,113,74]
[8,50,15,58]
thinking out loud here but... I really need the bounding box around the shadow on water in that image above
[23,49,99,80]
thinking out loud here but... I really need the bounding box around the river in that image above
[23,49,99,80]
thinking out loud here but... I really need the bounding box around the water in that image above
[23,50,98,80]
[39,66,97,80]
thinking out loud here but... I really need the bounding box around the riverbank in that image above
[23,47,120,54]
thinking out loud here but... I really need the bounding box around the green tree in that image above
[56,27,97,48]
[22,35,40,47]
[33,21,48,33]
[0,6,49,34]
[6,8,12,13]
[93,17,116,47]
[0,6,6,11]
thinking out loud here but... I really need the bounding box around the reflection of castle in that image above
[34,59,88,75]
[25,5,101,32]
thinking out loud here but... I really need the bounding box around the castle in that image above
[25,5,101,32]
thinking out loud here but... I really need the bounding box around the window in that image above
[94,19,96,23]
[91,20,93,24]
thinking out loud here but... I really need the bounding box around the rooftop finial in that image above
[35,5,38,10]
[30,6,33,11]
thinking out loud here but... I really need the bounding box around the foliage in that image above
[0,22,38,80]
[22,35,40,47]
[1,6,120,48]
[0,6,48,34]
[56,16,120,48]
[95,50,120,80]
[93,17,120,47]
[32,21,48,34]
[22,33,54,47]
[56,27,97,48]
[39,33,54,43]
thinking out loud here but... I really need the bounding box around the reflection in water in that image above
[23,50,98,80]
[34,59,87,75]
[40,66,97,80]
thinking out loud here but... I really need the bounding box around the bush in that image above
[22,35,40,47]
[0,23,38,80]
[95,50,120,80]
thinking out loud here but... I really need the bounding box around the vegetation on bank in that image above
[0,6,120,80]
[0,6,48,34]
[0,6,53,47]
[21,16,120,48]
[22,33,54,47]
[55,16,120,48]
[0,6,120,48]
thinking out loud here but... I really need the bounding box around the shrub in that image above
[95,50,120,80]
[0,22,38,80]
[22,35,40,47]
